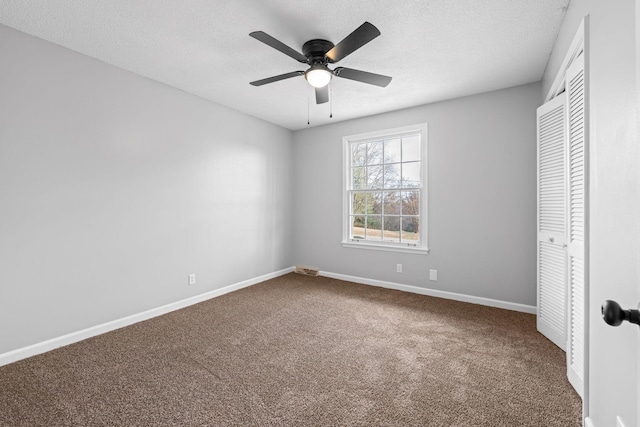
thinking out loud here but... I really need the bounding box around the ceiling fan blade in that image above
[334,67,392,87]
[250,71,305,86]
[250,31,308,63]
[325,22,381,62]
[315,86,329,104]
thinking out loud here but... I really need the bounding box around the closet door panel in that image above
[537,94,567,351]
[566,54,586,398]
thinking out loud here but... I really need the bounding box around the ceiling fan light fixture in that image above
[249,23,392,106]
[305,65,332,88]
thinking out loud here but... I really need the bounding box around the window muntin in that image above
[343,124,428,253]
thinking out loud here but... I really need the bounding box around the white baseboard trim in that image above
[585,417,594,427]
[320,271,537,314]
[0,267,294,367]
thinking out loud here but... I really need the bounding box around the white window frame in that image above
[342,123,429,254]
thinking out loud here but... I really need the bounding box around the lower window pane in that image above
[367,192,382,215]
[401,217,420,242]
[351,216,365,239]
[401,191,420,215]
[383,192,400,215]
[352,193,366,215]
[383,216,400,242]
[365,216,382,241]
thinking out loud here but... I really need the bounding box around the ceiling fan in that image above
[249,22,392,104]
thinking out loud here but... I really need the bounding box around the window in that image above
[342,123,428,254]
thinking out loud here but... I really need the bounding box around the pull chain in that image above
[329,84,333,119]
[307,88,310,125]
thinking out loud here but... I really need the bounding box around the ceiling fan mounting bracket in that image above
[302,39,335,63]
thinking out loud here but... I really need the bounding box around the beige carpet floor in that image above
[0,273,581,426]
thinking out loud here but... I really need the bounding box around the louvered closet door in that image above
[565,54,586,398]
[537,93,567,351]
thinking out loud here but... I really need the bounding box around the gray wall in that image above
[292,82,540,307]
[0,25,294,354]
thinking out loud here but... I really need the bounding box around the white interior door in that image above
[586,1,639,424]
[565,53,586,398]
[536,94,567,351]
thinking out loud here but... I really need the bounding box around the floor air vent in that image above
[294,266,319,276]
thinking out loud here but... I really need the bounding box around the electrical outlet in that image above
[396,264,402,273]
[188,274,196,286]
[429,269,438,281]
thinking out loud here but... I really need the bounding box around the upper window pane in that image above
[352,143,367,167]
[352,167,366,190]
[367,141,384,165]
[402,135,421,162]
[401,162,421,188]
[367,165,384,189]
[383,164,401,189]
[384,138,401,163]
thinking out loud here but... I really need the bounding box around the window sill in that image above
[341,241,430,255]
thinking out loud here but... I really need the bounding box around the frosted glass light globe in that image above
[305,66,332,88]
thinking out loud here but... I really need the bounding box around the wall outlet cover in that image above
[429,269,438,281]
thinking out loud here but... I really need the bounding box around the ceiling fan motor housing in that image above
[302,39,335,64]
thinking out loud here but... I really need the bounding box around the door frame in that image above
[636,0,640,424]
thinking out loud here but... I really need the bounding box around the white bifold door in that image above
[536,53,586,398]
[537,93,568,351]
[564,54,585,398]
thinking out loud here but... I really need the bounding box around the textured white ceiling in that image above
[0,0,569,130]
